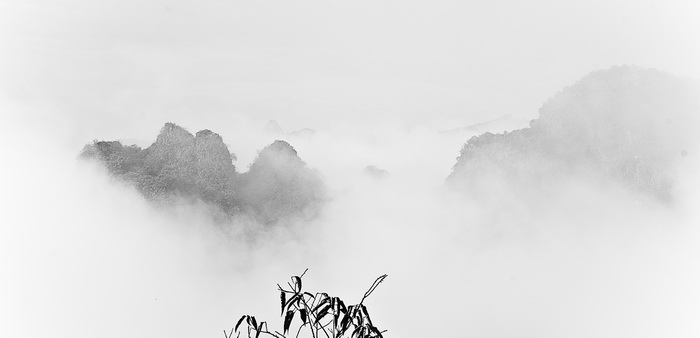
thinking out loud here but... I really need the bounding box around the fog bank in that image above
[2,101,700,337]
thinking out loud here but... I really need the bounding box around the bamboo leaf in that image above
[280,291,286,315]
[361,275,388,304]
[337,299,347,314]
[339,313,351,336]
[316,293,329,305]
[351,326,363,338]
[292,276,302,292]
[234,315,246,332]
[300,309,307,324]
[360,305,374,326]
[315,304,331,324]
[332,298,339,330]
[255,325,262,338]
[285,294,299,309]
[312,297,330,313]
[283,310,294,334]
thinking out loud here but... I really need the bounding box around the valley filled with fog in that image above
[2,1,700,337]
[3,66,700,338]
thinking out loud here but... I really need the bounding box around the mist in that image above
[2,95,700,337]
[3,0,700,337]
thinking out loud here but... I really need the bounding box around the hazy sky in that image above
[1,0,699,143]
[2,2,700,337]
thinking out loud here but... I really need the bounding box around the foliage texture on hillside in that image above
[80,123,325,223]
[448,66,700,201]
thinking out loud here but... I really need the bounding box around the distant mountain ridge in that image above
[440,114,530,135]
[81,123,325,224]
[263,119,317,138]
[448,66,700,201]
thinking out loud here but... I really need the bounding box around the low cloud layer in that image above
[2,73,700,337]
[2,0,700,335]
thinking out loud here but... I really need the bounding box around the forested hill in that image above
[448,66,700,201]
[80,123,325,224]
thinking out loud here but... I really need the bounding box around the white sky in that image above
[1,0,699,143]
[2,2,700,337]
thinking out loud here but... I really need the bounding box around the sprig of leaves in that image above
[231,270,387,338]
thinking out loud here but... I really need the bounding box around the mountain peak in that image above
[195,129,218,139]
[154,122,194,146]
[449,66,700,202]
[81,124,323,224]
[265,140,297,155]
[264,120,285,134]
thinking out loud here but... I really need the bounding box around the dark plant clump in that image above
[227,270,387,338]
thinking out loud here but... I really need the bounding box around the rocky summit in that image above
[81,123,324,223]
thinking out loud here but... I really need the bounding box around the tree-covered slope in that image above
[448,66,700,201]
[80,123,324,223]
